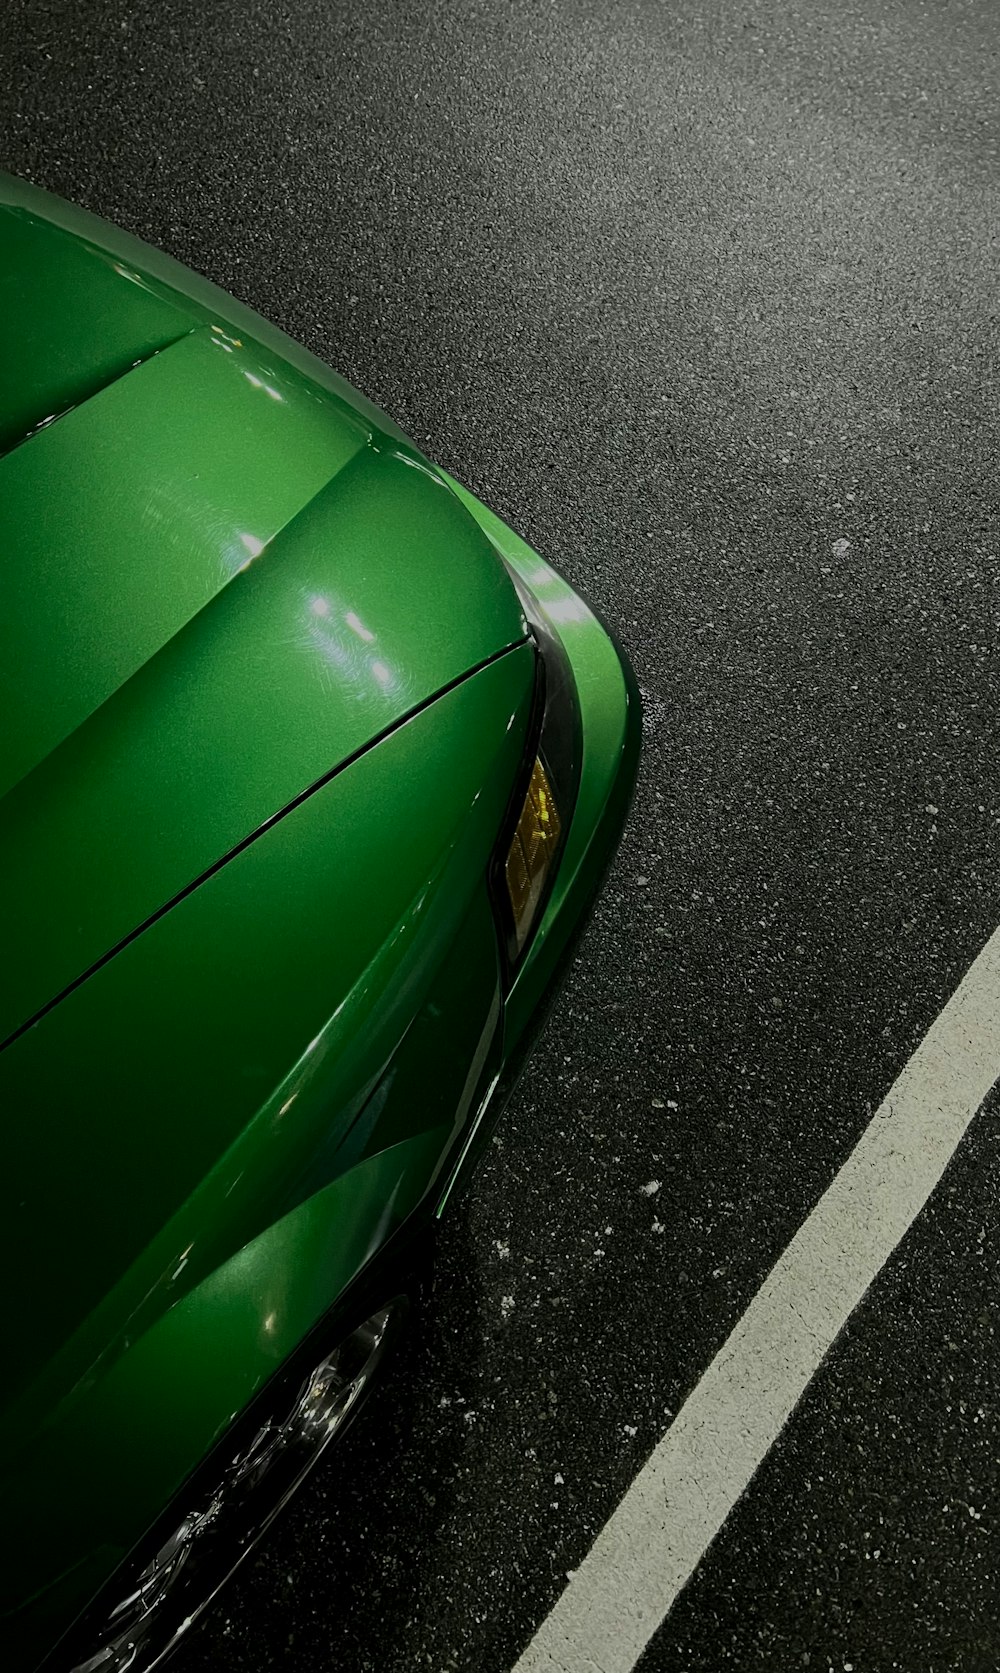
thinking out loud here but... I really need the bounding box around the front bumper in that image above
[436,473,641,1194]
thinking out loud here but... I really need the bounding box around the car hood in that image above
[0,196,526,1047]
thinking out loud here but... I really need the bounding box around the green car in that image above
[0,173,639,1672]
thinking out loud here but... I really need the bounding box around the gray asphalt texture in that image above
[635,1086,1000,1673]
[2,1,999,1669]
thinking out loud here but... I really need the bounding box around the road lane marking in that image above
[513,929,1000,1673]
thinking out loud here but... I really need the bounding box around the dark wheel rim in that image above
[68,1302,401,1673]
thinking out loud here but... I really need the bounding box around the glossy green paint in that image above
[7,884,504,1650]
[0,173,639,1670]
[0,437,525,1045]
[7,1129,451,1638]
[3,652,530,1655]
[0,197,190,456]
[0,326,369,803]
[1,646,533,1419]
[0,174,407,443]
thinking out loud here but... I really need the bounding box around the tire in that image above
[51,1229,433,1673]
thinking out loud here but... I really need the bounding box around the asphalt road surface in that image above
[3,1,1000,1670]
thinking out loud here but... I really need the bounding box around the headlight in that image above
[491,567,582,969]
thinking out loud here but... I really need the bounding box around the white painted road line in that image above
[513,929,1000,1673]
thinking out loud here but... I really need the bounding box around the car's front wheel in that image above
[60,1292,410,1673]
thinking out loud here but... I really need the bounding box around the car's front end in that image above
[0,170,639,1672]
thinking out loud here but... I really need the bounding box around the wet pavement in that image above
[2,1,999,1669]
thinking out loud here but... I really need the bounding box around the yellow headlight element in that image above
[505,756,562,954]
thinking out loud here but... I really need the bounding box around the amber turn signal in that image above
[504,756,562,954]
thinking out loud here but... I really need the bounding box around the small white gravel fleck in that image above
[641,1180,662,1196]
